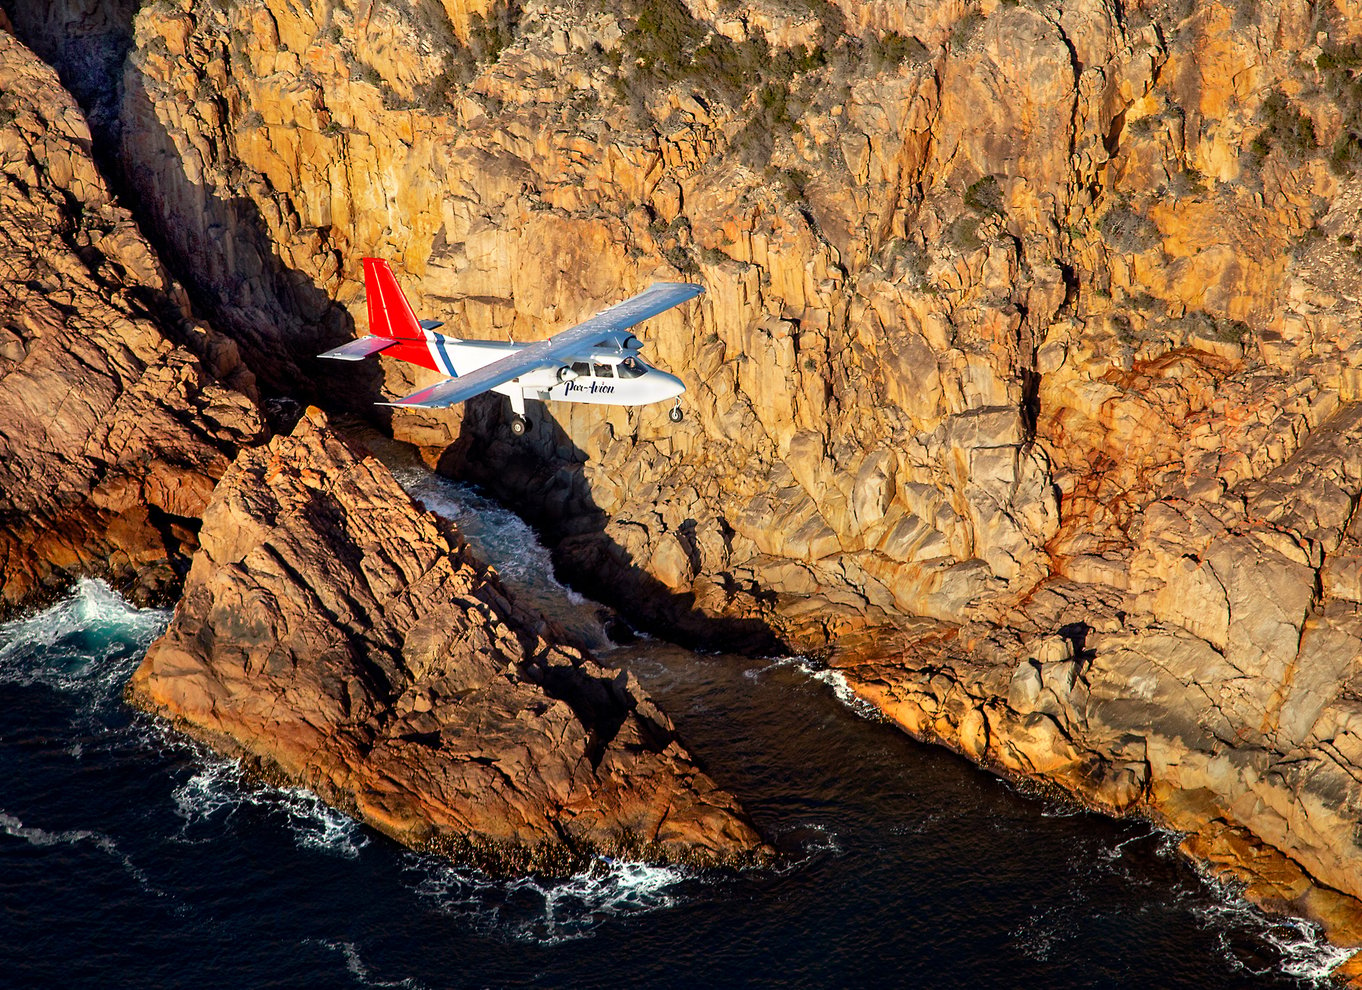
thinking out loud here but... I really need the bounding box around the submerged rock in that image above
[128,408,770,873]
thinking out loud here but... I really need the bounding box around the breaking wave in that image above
[171,758,368,859]
[1202,903,1356,984]
[1066,821,1353,985]
[0,578,168,703]
[406,855,688,944]
[742,655,881,719]
[1189,880,1356,983]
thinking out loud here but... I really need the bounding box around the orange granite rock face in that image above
[128,408,771,873]
[105,0,1360,647]
[90,0,1362,958]
[0,28,262,612]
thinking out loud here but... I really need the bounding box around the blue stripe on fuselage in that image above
[432,334,458,377]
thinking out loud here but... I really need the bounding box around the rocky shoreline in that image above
[0,26,261,615]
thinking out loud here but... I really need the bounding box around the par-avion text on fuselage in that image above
[320,259,700,437]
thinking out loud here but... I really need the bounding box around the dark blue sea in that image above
[0,464,1350,989]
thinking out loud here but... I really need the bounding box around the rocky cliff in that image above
[0,25,261,613]
[128,406,770,872]
[14,0,1362,961]
[109,0,1362,641]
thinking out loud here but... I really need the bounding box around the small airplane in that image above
[319,258,702,435]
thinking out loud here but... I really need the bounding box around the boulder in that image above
[128,408,771,874]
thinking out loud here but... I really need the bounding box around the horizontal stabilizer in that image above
[318,335,399,361]
[419,319,445,331]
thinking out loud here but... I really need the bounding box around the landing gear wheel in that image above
[509,414,529,436]
[668,404,684,424]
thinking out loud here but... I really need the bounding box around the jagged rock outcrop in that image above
[128,407,770,873]
[0,27,261,612]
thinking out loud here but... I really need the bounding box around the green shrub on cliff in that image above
[1099,198,1160,253]
[1318,42,1362,175]
[949,8,984,53]
[948,215,984,253]
[964,175,1003,216]
[617,0,825,105]
[1246,90,1318,167]
[613,0,834,167]
[412,0,521,108]
[862,31,928,69]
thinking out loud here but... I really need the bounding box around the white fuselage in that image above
[425,335,685,407]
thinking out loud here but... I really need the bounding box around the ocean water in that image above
[1,474,1353,988]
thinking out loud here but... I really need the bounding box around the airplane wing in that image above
[382,281,703,409]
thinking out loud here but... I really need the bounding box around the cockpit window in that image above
[571,362,590,376]
[593,363,614,378]
[616,357,645,378]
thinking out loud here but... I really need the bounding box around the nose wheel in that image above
[509,414,529,436]
[668,402,684,424]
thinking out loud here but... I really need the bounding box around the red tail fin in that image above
[363,258,423,339]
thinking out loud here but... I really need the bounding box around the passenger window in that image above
[572,362,590,376]
[593,363,614,378]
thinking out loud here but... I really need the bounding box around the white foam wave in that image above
[0,579,169,700]
[393,468,549,587]
[741,656,802,680]
[407,854,686,944]
[313,940,428,989]
[1099,828,1159,862]
[1097,824,1354,983]
[0,809,154,890]
[1197,899,1356,983]
[393,469,611,649]
[790,821,843,857]
[810,666,883,719]
[744,656,881,719]
[766,820,845,875]
[172,758,367,859]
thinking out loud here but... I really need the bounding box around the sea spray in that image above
[742,654,882,720]
[171,758,368,859]
[406,853,689,944]
[0,578,168,701]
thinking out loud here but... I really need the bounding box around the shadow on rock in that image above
[435,398,790,657]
